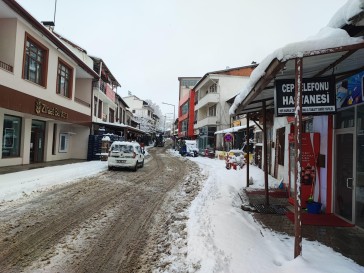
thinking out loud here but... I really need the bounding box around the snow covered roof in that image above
[328,0,364,29]
[94,121,146,134]
[229,0,364,115]
[214,122,255,134]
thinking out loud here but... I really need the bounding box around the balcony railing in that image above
[0,60,13,73]
[195,92,219,109]
[196,115,218,128]
[92,80,107,93]
[75,97,91,107]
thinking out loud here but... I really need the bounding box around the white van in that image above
[108,141,144,171]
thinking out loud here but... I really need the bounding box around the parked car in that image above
[108,141,144,171]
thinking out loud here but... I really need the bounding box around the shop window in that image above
[23,33,48,87]
[277,127,285,165]
[207,126,217,137]
[56,59,73,98]
[335,108,355,129]
[2,115,22,158]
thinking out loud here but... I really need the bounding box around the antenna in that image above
[54,0,57,25]
[41,0,58,29]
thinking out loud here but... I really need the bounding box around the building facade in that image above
[177,77,200,139]
[194,66,255,153]
[123,95,158,135]
[0,0,98,167]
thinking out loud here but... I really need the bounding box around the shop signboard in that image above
[275,77,336,116]
[336,71,364,109]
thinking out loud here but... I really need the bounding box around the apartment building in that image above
[194,66,256,152]
[177,77,200,139]
[123,95,158,135]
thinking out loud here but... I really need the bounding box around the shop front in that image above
[334,73,364,228]
[1,87,91,167]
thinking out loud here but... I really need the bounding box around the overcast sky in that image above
[16,0,347,115]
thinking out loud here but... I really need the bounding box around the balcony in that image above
[0,60,13,73]
[93,80,106,93]
[195,115,218,128]
[75,97,90,107]
[195,92,219,110]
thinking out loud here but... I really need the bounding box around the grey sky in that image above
[16,0,347,115]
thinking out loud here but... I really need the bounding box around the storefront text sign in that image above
[275,77,336,116]
[35,99,68,119]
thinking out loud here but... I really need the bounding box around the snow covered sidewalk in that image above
[0,153,363,273]
[0,161,108,202]
[163,152,364,273]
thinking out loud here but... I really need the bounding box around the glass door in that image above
[335,133,354,221]
[356,105,364,229]
[30,120,45,163]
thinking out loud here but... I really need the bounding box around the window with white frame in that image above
[208,104,217,116]
[59,133,69,153]
[208,83,217,93]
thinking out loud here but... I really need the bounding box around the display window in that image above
[2,115,22,158]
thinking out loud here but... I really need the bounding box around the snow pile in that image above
[154,155,363,273]
[0,161,108,202]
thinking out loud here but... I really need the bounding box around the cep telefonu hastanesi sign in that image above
[275,77,336,116]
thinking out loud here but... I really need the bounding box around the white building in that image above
[123,95,158,134]
[194,66,256,152]
[0,0,98,167]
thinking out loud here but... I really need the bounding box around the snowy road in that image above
[0,144,203,273]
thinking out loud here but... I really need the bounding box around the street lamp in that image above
[162,102,176,148]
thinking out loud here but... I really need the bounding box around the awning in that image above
[215,122,255,134]
[230,28,364,115]
[94,121,146,134]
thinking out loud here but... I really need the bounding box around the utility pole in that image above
[294,57,303,258]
